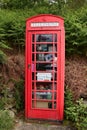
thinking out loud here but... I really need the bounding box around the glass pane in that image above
[36,101,50,109]
[36,54,45,61]
[32,101,56,109]
[36,63,53,71]
[48,102,52,109]
[36,72,52,81]
[54,102,56,109]
[32,54,34,61]
[48,102,56,109]
[36,53,54,62]
[32,91,34,99]
[47,44,53,52]
[32,72,34,80]
[36,92,52,100]
[54,92,57,100]
[54,34,57,42]
[36,82,52,90]
[54,44,57,52]
[32,34,35,42]
[32,82,34,90]
[54,83,57,90]
[32,91,52,100]
[36,44,57,52]
[54,72,57,80]
[36,44,48,52]
[32,44,34,52]
[36,34,53,42]
[32,101,35,108]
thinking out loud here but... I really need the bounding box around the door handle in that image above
[28,64,31,69]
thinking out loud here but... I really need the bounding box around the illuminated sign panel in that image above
[31,22,59,27]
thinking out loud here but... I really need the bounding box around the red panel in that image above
[26,14,64,31]
[28,109,58,120]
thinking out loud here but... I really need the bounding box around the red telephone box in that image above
[25,14,65,121]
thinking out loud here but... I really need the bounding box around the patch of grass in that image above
[0,110,14,130]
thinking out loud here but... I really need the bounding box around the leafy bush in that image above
[0,50,7,64]
[0,110,14,130]
[0,5,87,56]
[0,9,25,47]
[14,79,24,112]
[65,88,87,130]
[0,81,15,110]
[0,9,37,50]
[64,5,87,56]
[0,40,11,64]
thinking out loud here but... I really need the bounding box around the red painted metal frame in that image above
[25,14,65,121]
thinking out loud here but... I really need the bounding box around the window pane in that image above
[36,44,48,52]
[36,82,52,90]
[32,34,35,42]
[32,44,34,52]
[54,34,57,42]
[36,34,53,42]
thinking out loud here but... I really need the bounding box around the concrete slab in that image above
[13,120,76,130]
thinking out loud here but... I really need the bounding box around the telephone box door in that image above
[26,30,63,120]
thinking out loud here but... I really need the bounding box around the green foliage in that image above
[0,17,11,64]
[0,50,7,64]
[63,5,87,56]
[14,79,24,112]
[0,3,87,56]
[65,89,87,130]
[68,0,86,10]
[0,110,14,130]
[0,78,24,112]
[2,0,87,10]
[0,97,5,110]
[0,9,37,51]
[64,88,74,108]
[0,80,15,110]
[0,9,25,47]
[0,0,51,9]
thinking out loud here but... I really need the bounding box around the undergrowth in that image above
[14,79,24,112]
[0,110,14,130]
[65,88,87,130]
